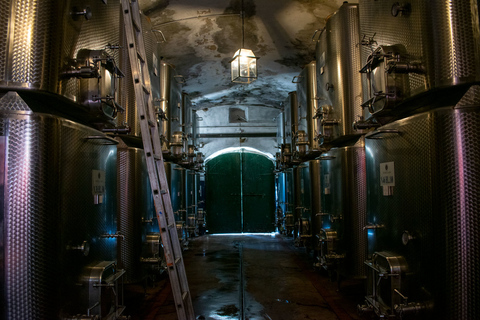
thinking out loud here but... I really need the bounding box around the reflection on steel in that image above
[1,0,127,125]
[318,138,367,279]
[159,62,183,153]
[296,61,320,157]
[358,0,480,120]
[315,2,366,144]
[363,106,480,318]
[0,92,119,318]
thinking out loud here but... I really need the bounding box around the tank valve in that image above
[66,241,90,256]
[353,118,381,130]
[391,2,411,17]
[321,119,340,126]
[101,232,125,240]
[142,217,156,225]
[357,304,374,316]
[295,131,308,157]
[401,231,416,245]
[330,215,343,222]
[394,301,430,319]
[71,6,92,20]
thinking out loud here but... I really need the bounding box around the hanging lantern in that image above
[230,0,258,84]
[230,48,258,83]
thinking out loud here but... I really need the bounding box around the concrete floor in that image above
[124,234,364,320]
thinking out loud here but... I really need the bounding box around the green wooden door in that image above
[206,151,275,233]
[242,152,275,232]
[206,153,242,233]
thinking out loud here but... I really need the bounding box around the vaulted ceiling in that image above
[139,0,344,108]
[138,0,345,157]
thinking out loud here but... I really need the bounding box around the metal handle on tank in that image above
[365,129,401,139]
[152,29,167,43]
[311,28,325,41]
[292,76,303,83]
[174,75,186,84]
[84,135,119,145]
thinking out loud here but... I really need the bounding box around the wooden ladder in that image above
[120,1,195,319]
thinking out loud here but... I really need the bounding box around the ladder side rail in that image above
[128,0,185,272]
[122,1,194,319]
[120,0,175,268]
[129,3,194,313]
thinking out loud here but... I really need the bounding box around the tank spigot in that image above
[353,117,381,130]
[142,217,156,225]
[66,241,90,256]
[394,301,431,319]
[71,6,92,20]
[401,231,416,245]
[101,232,125,240]
[363,224,385,230]
[330,215,343,223]
[391,2,411,17]
[357,304,374,316]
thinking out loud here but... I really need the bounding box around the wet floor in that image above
[124,234,363,320]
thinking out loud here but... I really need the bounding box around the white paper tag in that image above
[92,170,106,195]
[380,162,395,186]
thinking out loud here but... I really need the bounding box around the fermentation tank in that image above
[276,111,285,170]
[281,92,298,166]
[308,160,322,251]
[293,164,311,243]
[360,99,480,319]
[358,0,480,122]
[183,92,194,162]
[0,0,128,126]
[315,2,368,142]
[116,136,160,284]
[182,92,203,169]
[165,162,187,244]
[275,172,287,233]
[185,169,198,237]
[159,62,184,157]
[295,62,320,158]
[0,92,123,319]
[118,11,161,136]
[196,172,206,235]
[284,168,295,236]
[318,138,367,278]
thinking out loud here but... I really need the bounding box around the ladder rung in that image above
[136,50,145,63]
[131,14,141,32]
[122,0,194,317]
[142,84,150,95]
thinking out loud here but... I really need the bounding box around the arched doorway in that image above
[205,148,275,233]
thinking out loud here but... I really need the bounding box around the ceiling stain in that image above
[140,0,345,109]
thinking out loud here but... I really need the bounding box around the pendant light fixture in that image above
[230,0,258,83]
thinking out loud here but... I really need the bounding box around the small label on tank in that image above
[92,170,106,195]
[380,162,395,186]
